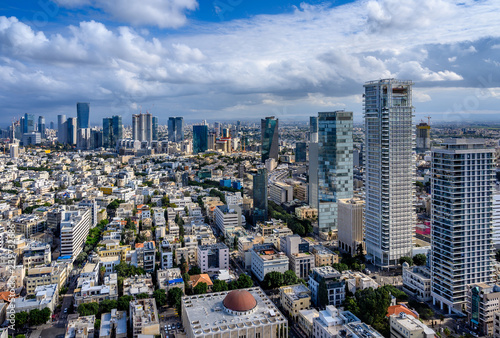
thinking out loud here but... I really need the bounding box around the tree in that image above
[263,271,284,289]
[117,295,133,311]
[381,285,408,302]
[94,319,101,331]
[168,287,183,314]
[283,270,298,286]
[136,293,150,299]
[346,287,392,330]
[413,254,427,266]
[399,256,413,266]
[194,282,208,295]
[236,274,253,289]
[14,312,28,330]
[15,335,26,338]
[153,289,167,307]
[114,261,145,278]
[29,307,51,326]
[77,302,99,316]
[188,266,201,275]
[99,300,118,315]
[212,280,229,292]
[332,263,349,272]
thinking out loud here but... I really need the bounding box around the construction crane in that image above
[424,116,431,125]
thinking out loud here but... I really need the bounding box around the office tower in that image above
[192,125,208,153]
[132,112,153,143]
[21,132,41,146]
[214,122,221,138]
[338,198,364,256]
[416,122,431,153]
[9,144,18,159]
[50,121,54,130]
[222,128,230,138]
[37,116,45,139]
[23,113,35,134]
[103,115,123,148]
[237,120,241,132]
[431,139,495,314]
[91,129,103,149]
[57,114,67,144]
[152,116,158,141]
[310,116,318,143]
[208,132,216,150]
[77,128,91,150]
[252,168,268,225]
[364,79,415,267]
[295,142,307,162]
[261,116,279,163]
[66,117,77,145]
[76,102,90,129]
[168,117,184,142]
[317,111,353,233]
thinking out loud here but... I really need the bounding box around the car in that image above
[64,308,68,313]
[167,325,171,330]
[177,323,181,329]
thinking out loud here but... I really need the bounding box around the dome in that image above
[223,290,257,313]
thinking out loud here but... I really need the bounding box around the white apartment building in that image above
[364,79,415,267]
[160,240,173,269]
[214,205,244,236]
[251,244,289,281]
[431,139,495,314]
[494,186,500,248]
[60,208,92,260]
[269,182,294,205]
[389,312,435,338]
[130,298,160,338]
[402,263,432,302]
[197,243,229,273]
[225,191,243,205]
[23,241,51,268]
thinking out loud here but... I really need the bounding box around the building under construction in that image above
[416,122,431,153]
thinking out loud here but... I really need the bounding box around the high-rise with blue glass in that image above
[168,117,184,142]
[193,125,208,153]
[152,116,158,141]
[317,111,353,233]
[295,142,307,163]
[38,116,45,139]
[253,168,268,225]
[103,115,123,148]
[23,113,35,134]
[76,102,90,129]
[261,116,279,163]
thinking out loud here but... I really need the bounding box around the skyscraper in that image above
[261,116,279,163]
[310,116,318,143]
[132,112,153,143]
[253,168,268,225]
[193,125,208,153]
[66,117,77,145]
[103,115,123,148]
[76,102,90,129]
[317,111,353,233]
[295,142,307,163]
[168,117,184,142]
[416,122,431,153]
[23,113,35,134]
[431,139,495,314]
[152,116,158,141]
[38,116,46,139]
[364,79,415,267]
[57,114,67,144]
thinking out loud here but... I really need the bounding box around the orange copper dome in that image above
[223,290,257,312]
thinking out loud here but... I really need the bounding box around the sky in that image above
[1,0,500,126]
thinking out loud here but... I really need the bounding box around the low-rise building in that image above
[308,266,345,307]
[289,253,315,280]
[11,283,58,313]
[214,205,244,236]
[298,308,319,338]
[22,241,51,268]
[96,240,131,261]
[130,298,160,338]
[160,240,173,269]
[74,273,118,306]
[295,206,318,220]
[123,274,154,297]
[197,243,229,273]
[251,243,289,282]
[310,245,339,267]
[157,268,184,293]
[65,314,95,338]
[100,309,127,338]
[466,283,500,336]
[26,263,70,295]
[402,263,432,302]
[269,182,294,204]
[279,284,311,321]
[389,312,435,338]
[312,306,367,338]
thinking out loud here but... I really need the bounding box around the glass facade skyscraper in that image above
[261,116,279,163]
[103,115,123,148]
[193,125,208,153]
[152,116,158,141]
[253,168,268,225]
[76,102,90,129]
[430,139,495,314]
[364,79,415,267]
[23,113,35,134]
[295,142,307,163]
[38,116,45,139]
[310,116,318,143]
[58,114,67,144]
[317,111,353,232]
[67,117,77,145]
[168,117,184,142]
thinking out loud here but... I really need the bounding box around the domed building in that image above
[182,287,288,338]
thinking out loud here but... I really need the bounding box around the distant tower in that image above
[103,115,123,148]
[317,111,353,233]
[253,168,268,225]
[76,102,90,129]
[261,116,279,163]
[132,112,153,143]
[152,116,158,141]
[309,116,318,143]
[23,113,35,134]
[58,114,67,144]
[364,79,415,267]
[193,125,208,153]
[38,116,46,139]
[416,122,431,153]
[66,117,77,145]
[431,139,495,314]
[168,117,184,142]
[295,142,307,163]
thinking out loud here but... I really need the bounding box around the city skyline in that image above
[1,1,500,124]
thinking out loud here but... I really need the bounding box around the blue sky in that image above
[1,0,500,126]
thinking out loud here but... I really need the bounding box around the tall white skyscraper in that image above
[364,79,415,267]
[132,112,153,143]
[431,139,495,314]
[494,187,500,249]
[317,111,353,233]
